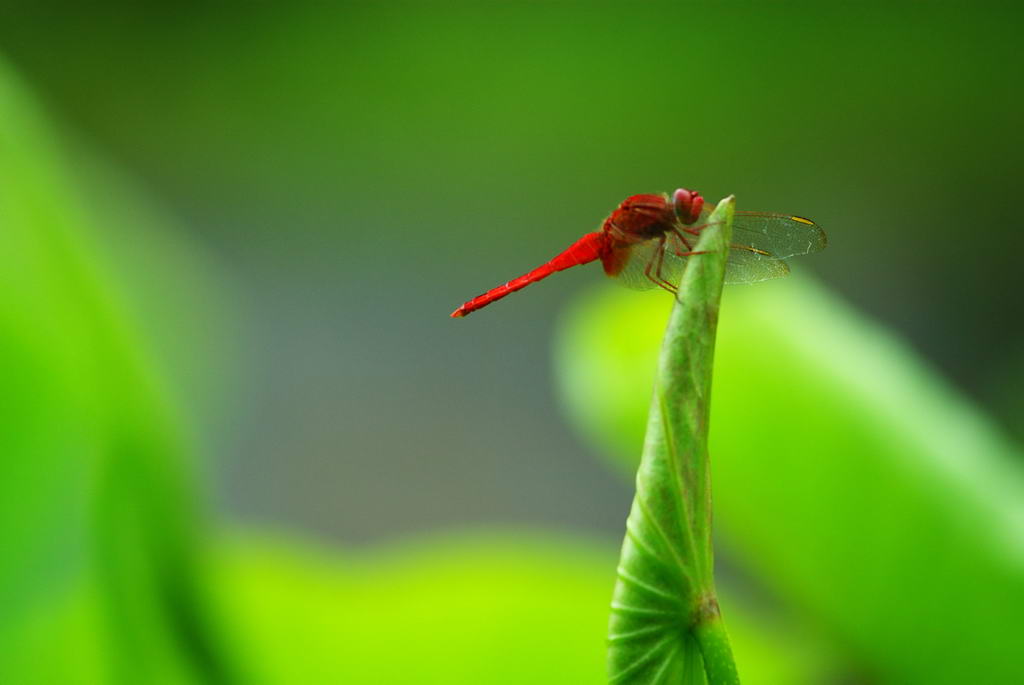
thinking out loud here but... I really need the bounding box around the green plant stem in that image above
[692,601,740,685]
[606,196,739,684]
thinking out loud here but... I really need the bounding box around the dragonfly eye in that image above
[672,188,704,225]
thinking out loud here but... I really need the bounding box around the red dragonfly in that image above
[450,188,826,318]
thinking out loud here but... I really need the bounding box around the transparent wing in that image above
[608,232,794,289]
[682,209,824,284]
[725,245,790,284]
[729,211,827,259]
[607,209,818,290]
[603,234,692,292]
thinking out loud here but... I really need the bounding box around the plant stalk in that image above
[606,195,740,684]
[693,599,740,685]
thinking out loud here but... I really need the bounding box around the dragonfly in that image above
[450,188,826,318]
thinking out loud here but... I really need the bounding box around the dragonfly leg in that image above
[644,236,678,293]
[655,239,680,292]
[671,229,713,257]
[673,221,722,257]
[680,220,725,240]
[670,226,694,252]
[669,227,713,258]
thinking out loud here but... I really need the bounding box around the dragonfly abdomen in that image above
[450,232,606,317]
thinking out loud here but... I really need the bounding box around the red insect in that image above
[450,188,826,318]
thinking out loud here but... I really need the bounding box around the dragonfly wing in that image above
[656,228,790,286]
[725,246,790,284]
[730,211,827,259]
[609,213,811,290]
[607,236,690,291]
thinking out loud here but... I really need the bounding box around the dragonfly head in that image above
[672,188,704,225]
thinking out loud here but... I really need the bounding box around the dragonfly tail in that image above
[450,232,606,317]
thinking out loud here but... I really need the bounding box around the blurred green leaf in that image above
[556,274,1024,683]
[0,53,846,684]
[0,57,238,684]
[218,533,611,684]
[216,530,829,685]
[608,198,737,684]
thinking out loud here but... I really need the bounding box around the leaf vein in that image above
[658,389,703,585]
[625,517,680,576]
[616,566,679,602]
[610,602,678,618]
[608,623,673,643]
[651,639,682,684]
[634,495,690,580]
[608,632,679,683]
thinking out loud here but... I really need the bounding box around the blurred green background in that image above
[1,3,1022,683]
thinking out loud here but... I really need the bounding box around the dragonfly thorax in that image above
[604,193,678,242]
